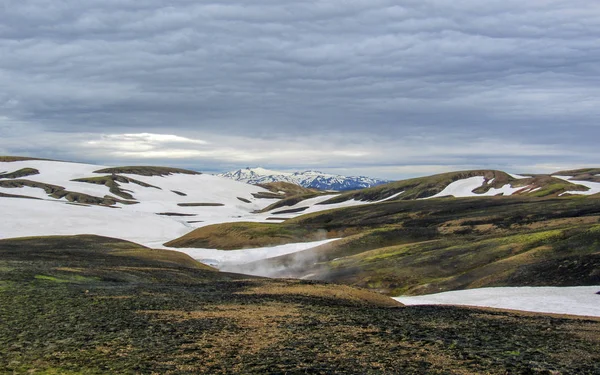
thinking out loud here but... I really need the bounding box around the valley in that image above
[1,156,600,373]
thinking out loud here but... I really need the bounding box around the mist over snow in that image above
[1,1,600,179]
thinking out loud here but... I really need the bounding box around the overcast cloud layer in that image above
[1,0,599,178]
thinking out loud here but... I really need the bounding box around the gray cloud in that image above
[1,0,599,178]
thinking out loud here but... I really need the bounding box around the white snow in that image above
[0,160,114,198]
[0,160,279,246]
[553,176,600,196]
[0,185,51,200]
[249,167,293,176]
[394,286,600,317]
[424,176,522,199]
[159,238,339,267]
[0,197,191,246]
[508,173,529,179]
[265,191,404,218]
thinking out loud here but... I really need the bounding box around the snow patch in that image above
[0,197,191,246]
[425,177,522,199]
[394,286,600,317]
[553,176,600,195]
[508,173,529,179]
[264,191,404,219]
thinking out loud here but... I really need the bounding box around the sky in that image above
[1,0,599,179]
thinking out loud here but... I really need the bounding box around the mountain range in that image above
[218,167,390,191]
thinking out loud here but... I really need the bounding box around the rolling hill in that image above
[229,196,600,296]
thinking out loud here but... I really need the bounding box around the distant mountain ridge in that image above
[218,167,390,191]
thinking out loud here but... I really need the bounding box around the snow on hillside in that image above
[3,159,599,254]
[394,286,600,317]
[0,197,190,246]
[425,176,523,199]
[263,191,405,219]
[553,176,600,195]
[0,160,278,246]
[219,167,389,191]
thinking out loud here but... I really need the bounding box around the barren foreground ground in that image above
[1,236,599,374]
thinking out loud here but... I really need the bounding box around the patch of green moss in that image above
[0,168,40,179]
[528,182,588,197]
[72,175,161,200]
[34,274,100,284]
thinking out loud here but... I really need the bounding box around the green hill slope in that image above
[320,170,591,204]
[233,196,600,295]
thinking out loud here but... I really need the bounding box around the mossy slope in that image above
[164,222,332,249]
[235,197,600,295]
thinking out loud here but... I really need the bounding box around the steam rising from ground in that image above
[166,238,339,276]
[220,245,327,279]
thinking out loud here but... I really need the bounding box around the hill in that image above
[1,235,599,374]
[237,169,600,220]
[319,169,598,205]
[220,196,600,295]
[219,167,390,191]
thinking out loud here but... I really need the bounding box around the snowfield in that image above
[394,286,600,317]
[0,160,277,246]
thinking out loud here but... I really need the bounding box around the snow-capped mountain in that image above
[218,167,390,191]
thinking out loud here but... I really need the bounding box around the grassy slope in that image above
[72,175,161,200]
[552,168,600,184]
[235,196,600,295]
[254,179,335,211]
[320,170,591,204]
[0,156,50,162]
[321,170,513,203]
[257,181,321,197]
[552,168,600,176]
[257,192,335,212]
[1,235,599,374]
[0,168,40,179]
[164,222,334,249]
[0,179,137,206]
[94,166,200,176]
